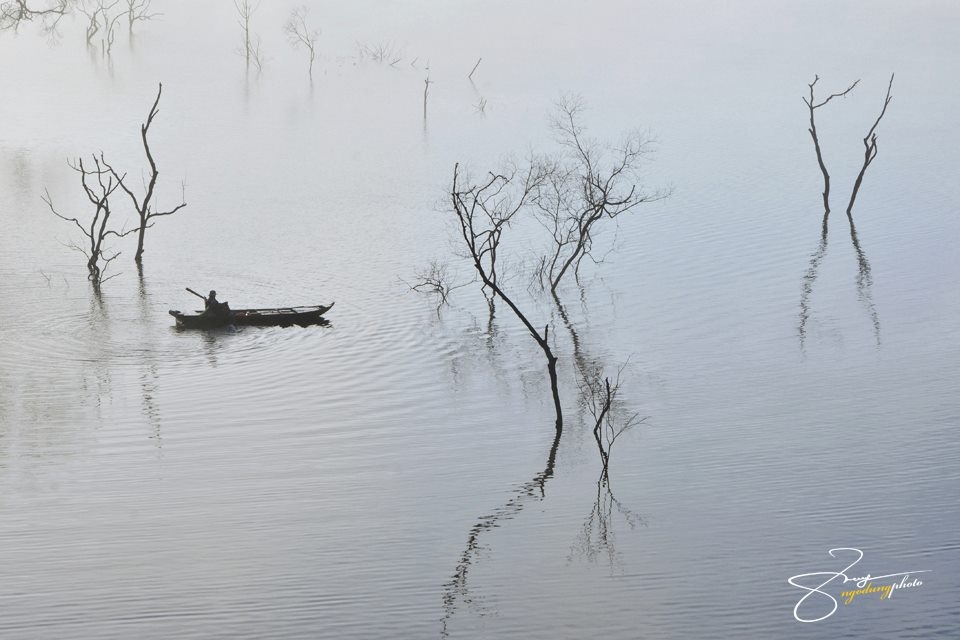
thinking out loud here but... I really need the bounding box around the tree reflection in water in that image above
[798,75,892,351]
[570,478,645,573]
[440,427,560,637]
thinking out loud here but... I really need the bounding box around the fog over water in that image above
[1,1,958,638]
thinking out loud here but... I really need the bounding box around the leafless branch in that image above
[803,74,860,214]
[100,82,186,265]
[468,57,482,80]
[846,73,894,216]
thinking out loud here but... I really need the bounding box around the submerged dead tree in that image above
[0,0,71,33]
[799,75,891,349]
[233,0,263,70]
[124,0,156,32]
[451,161,563,432]
[284,6,319,77]
[803,75,859,214]
[803,74,894,217]
[579,361,643,483]
[43,155,135,285]
[101,82,186,265]
[536,97,665,293]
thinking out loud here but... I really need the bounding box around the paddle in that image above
[186,287,207,302]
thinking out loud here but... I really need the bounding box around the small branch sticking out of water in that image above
[468,57,482,80]
[423,72,432,118]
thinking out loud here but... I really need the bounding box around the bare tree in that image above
[579,361,643,483]
[284,5,318,77]
[103,2,121,53]
[451,161,564,432]
[0,0,71,33]
[404,259,470,315]
[42,155,136,285]
[846,74,894,216]
[78,0,122,52]
[802,75,859,214]
[124,0,156,32]
[101,83,186,265]
[535,97,665,293]
[77,0,97,42]
[234,0,262,70]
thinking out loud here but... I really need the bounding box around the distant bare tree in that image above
[76,0,97,41]
[357,40,401,65]
[803,75,859,214]
[124,0,156,31]
[0,0,71,33]
[233,0,262,70]
[423,70,431,118]
[101,83,186,265]
[451,161,564,432]
[284,5,318,77]
[42,155,136,285]
[78,0,122,52]
[535,97,666,293]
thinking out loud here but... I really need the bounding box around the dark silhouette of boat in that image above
[169,302,334,329]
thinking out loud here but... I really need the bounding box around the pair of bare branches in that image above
[45,83,186,285]
[803,74,895,217]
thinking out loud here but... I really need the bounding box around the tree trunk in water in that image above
[546,351,562,434]
[135,224,145,263]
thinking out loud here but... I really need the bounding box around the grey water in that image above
[1,1,958,638]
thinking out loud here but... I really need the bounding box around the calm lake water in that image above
[1,1,958,638]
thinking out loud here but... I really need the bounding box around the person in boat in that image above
[203,290,231,318]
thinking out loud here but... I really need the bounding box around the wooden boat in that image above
[169,302,334,329]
